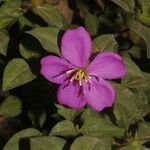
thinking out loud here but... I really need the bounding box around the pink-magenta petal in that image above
[87,52,127,80]
[57,81,86,109]
[61,26,91,67]
[83,78,115,112]
[40,55,73,84]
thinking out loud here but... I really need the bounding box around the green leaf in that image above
[33,4,68,29]
[113,83,150,129]
[129,20,150,58]
[93,34,118,52]
[56,104,84,121]
[122,72,150,90]
[0,95,22,117]
[30,136,66,150]
[137,122,150,141]
[123,56,143,77]
[0,0,23,29]
[50,120,77,137]
[85,12,99,36]
[111,0,135,12]
[3,58,36,91]
[27,27,60,55]
[0,30,9,56]
[70,136,111,150]
[122,56,144,87]
[28,107,47,128]
[20,43,40,60]
[79,108,125,138]
[4,128,42,150]
[119,145,150,150]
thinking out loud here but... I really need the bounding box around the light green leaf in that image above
[79,108,125,138]
[27,27,60,55]
[0,95,22,117]
[33,4,68,29]
[30,136,66,150]
[70,136,111,150]
[129,20,150,58]
[0,30,9,56]
[4,128,42,150]
[93,34,118,52]
[50,120,77,137]
[56,104,84,121]
[85,12,99,36]
[111,0,135,12]
[3,58,36,91]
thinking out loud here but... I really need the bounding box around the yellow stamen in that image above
[67,69,91,86]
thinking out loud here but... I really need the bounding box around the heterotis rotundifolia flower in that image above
[40,27,127,111]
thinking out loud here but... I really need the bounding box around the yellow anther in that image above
[68,69,91,86]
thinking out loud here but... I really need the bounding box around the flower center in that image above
[66,68,91,86]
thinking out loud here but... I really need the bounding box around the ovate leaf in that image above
[0,0,23,29]
[111,0,135,12]
[0,96,22,117]
[56,104,84,121]
[27,27,60,55]
[3,58,36,91]
[85,12,99,36]
[113,83,150,129]
[70,136,111,150]
[33,4,68,29]
[30,136,66,150]
[50,120,77,137]
[93,34,118,52]
[0,30,9,56]
[3,128,41,150]
[79,108,125,138]
[137,122,150,141]
[129,20,150,58]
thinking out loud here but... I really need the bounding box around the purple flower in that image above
[40,27,127,111]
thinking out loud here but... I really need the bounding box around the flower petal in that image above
[83,78,115,111]
[88,52,127,79]
[40,56,73,84]
[57,81,86,109]
[61,26,91,67]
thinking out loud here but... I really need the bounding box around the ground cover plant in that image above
[0,0,150,149]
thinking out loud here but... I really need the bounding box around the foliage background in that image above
[0,0,150,149]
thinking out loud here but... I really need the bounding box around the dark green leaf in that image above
[111,0,135,12]
[85,12,99,36]
[129,20,150,58]
[27,27,60,55]
[3,58,36,91]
